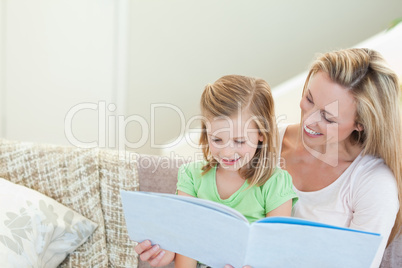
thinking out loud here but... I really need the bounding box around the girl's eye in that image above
[211,139,222,143]
[235,140,245,144]
[306,95,313,104]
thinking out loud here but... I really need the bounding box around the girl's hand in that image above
[134,240,175,267]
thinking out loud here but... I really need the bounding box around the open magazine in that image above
[120,190,382,268]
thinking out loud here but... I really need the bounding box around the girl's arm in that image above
[266,199,292,217]
[175,254,198,268]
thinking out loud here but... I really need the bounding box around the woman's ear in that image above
[355,123,364,132]
[258,133,264,142]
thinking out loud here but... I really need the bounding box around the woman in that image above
[135,48,402,268]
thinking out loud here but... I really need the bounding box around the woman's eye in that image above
[211,139,222,143]
[306,96,313,104]
[320,111,335,123]
[235,140,245,144]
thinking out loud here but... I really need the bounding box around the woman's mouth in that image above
[221,158,240,166]
[303,125,323,137]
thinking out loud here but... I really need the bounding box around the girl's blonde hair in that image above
[304,48,402,244]
[199,75,278,187]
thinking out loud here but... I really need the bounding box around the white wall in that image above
[128,0,402,155]
[161,23,402,159]
[1,1,401,154]
[0,1,4,138]
[276,22,402,123]
[0,0,128,148]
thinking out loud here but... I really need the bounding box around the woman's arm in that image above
[349,164,399,268]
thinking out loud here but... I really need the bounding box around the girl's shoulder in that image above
[260,168,293,189]
[271,167,292,179]
[259,168,297,203]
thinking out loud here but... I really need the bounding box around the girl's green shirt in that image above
[176,161,298,223]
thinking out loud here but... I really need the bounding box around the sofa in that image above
[0,137,401,267]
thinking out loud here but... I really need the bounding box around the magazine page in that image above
[256,216,381,235]
[243,217,382,268]
[148,192,248,222]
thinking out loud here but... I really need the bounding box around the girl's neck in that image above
[216,165,245,181]
[215,165,247,200]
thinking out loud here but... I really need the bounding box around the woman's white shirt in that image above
[278,124,399,268]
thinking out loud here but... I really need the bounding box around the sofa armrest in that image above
[381,234,402,268]
[99,149,140,267]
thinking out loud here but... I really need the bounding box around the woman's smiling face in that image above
[300,71,362,148]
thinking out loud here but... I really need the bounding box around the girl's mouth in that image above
[221,157,240,166]
[304,125,323,137]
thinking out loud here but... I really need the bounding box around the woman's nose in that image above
[304,109,321,126]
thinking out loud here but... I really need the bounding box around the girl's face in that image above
[206,110,263,172]
[299,71,361,148]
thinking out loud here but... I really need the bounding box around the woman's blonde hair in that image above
[199,75,278,187]
[304,48,402,244]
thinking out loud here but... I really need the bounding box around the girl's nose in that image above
[221,142,235,156]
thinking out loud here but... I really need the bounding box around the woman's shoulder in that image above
[349,154,396,190]
[353,154,393,175]
[278,123,299,155]
[278,122,298,132]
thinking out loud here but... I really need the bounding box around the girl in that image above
[174,75,298,268]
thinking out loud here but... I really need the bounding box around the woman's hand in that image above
[134,240,175,267]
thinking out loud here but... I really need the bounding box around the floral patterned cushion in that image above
[0,178,97,268]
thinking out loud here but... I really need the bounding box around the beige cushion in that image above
[0,178,97,267]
